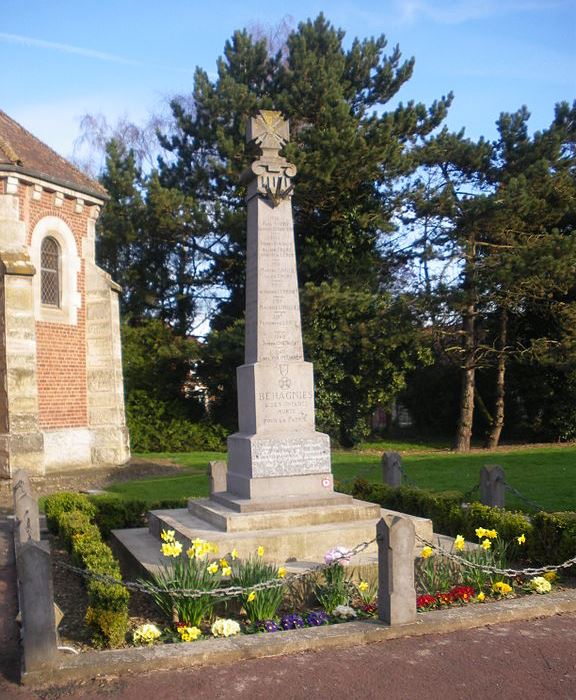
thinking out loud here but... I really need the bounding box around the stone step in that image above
[140,504,432,563]
[188,497,381,532]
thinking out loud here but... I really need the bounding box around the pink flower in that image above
[324,546,352,566]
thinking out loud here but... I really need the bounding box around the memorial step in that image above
[188,497,381,532]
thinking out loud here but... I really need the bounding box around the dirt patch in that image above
[0,458,185,517]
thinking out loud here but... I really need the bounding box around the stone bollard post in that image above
[377,515,417,626]
[381,451,402,487]
[209,460,228,495]
[480,464,506,508]
[13,469,40,543]
[16,540,58,670]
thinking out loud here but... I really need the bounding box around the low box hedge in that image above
[44,493,129,648]
[348,478,575,571]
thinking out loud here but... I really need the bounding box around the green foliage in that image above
[350,479,463,534]
[529,512,576,572]
[126,390,226,452]
[44,493,129,648]
[314,564,353,614]
[44,492,97,534]
[140,534,223,626]
[230,555,284,622]
[351,479,532,543]
[302,281,431,445]
[88,495,148,537]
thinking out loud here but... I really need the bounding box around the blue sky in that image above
[2,0,575,162]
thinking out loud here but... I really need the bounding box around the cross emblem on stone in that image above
[247,110,289,153]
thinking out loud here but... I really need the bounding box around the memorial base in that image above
[226,431,331,499]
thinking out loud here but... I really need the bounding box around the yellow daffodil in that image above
[257,545,264,557]
[221,566,232,577]
[543,571,557,582]
[492,581,512,596]
[160,529,175,542]
[278,566,287,578]
[207,563,219,574]
[517,533,526,545]
[477,591,485,602]
[358,581,369,592]
[161,540,183,558]
[219,559,229,568]
[454,534,465,552]
[247,591,256,602]
[231,548,238,560]
[481,538,491,550]
[421,546,434,559]
[475,527,487,539]
[209,543,219,555]
[486,529,498,539]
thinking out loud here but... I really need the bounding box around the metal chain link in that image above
[503,481,546,513]
[461,482,480,502]
[399,464,417,487]
[52,537,378,600]
[415,533,576,577]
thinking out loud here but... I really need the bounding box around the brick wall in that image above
[20,184,91,429]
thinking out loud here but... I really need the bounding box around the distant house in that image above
[0,111,129,476]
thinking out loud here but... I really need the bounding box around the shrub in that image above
[350,478,533,550]
[44,493,129,648]
[529,512,576,572]
[44,492,96,533]
[89,495,148,537]
[126,391,226,452]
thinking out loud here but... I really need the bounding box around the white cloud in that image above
[0,32,143,66]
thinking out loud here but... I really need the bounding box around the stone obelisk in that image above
[224,110,336,506]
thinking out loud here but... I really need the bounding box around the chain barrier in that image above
[399,464,418,487]
[503,481,546,513]
[461,482,480,502]
[415,533,576,577]
[52,536,378,600]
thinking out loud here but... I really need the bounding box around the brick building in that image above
[0,111,129,476]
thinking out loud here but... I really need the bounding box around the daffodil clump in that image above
[139,530,227,627]
[228,545,287,622]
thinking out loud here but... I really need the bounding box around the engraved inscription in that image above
[251,437,330,477]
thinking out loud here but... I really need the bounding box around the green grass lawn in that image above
[108,444,575,513]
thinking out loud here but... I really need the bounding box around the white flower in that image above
[133,623,161,645]
[530,576,552,594]
[211,618,241,637]
[324,546,352,566]
[332,605,357,619]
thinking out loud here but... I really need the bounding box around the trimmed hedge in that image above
[349,478,575,565]
[530,511,576,571]
[44,493,129,648]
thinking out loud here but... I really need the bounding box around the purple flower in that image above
[280,613,305,630]
[306,611,329,626]
[262,620,279,632]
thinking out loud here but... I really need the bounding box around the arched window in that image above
[40,236,60,307]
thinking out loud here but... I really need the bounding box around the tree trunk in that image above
[455,234,476,452]
[455,339,475,452]
[485,308,508,449]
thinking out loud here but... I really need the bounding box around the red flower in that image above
[449,586,476,603]
[417,594,437,610]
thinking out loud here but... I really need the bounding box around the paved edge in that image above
[21,588,576,687]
